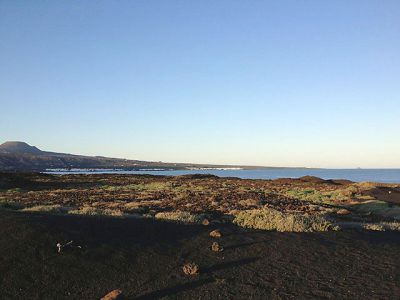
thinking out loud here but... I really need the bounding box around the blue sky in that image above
[1,1,399,168]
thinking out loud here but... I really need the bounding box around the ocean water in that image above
[45,168,400,183]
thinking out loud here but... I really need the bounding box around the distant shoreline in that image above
[42,168,400,183]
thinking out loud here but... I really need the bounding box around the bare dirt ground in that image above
[1,210,399,300]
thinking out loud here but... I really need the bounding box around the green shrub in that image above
[286,187,357,204]
[351,200,400,220]
[351,200,390,213]
[286,188,329,203]
[233,208,337,232]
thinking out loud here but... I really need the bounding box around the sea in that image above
[45,168,400,183]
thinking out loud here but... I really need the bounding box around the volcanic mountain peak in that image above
[0,141,43,155]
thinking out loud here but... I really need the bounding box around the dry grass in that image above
[381,222,400,231]
[154,211,205,224]
[1,200,133,218]
[68,206,126,217]
[363,221,400,231]
[211,242,223,252]
[233,208,338,232]
[123,200,163,213]
[238,198,261,208]
[363,223,386,231]
[22,204,70,214]
[182,263,199,276]
[355,182,383,189]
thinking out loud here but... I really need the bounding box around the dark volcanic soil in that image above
[0,210,399,299]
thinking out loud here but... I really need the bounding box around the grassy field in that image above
[1,172,400,232]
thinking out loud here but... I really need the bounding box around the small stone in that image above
[336,209,351,215]
[100,289,123,300]
[56,243,62,253]
[202,218,210,226]
[211,242,224,252]
[209,229,222,238]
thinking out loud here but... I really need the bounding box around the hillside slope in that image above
[0,141,267,171]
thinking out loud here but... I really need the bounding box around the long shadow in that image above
[133,278,215,300]
[132,257,260,299]
[20,211,207,248]
[224,241,266,250]
[202,257,260,274]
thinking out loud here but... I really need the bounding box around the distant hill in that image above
[0,141,274,171]
[0,141,43,155]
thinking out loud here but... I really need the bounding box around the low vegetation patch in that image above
[285,187,358,204]
[22,204,70,214]
[362,221,400,231]
[211,242,224,252]
[362,223,386,231]
[154,211,205,224]
[68,206,126,217]
[351,200,400,220]
[2,173,399,233]
[182,263,199,276]
[102,182,173,192]
[381,221,400,231]
[352,200,390,213]
[5,188,23,193]
[0,200,24,210]
[233,208,338,232]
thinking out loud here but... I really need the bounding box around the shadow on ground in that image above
[0,210,399,299]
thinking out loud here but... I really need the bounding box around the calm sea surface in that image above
[46,168,400,183]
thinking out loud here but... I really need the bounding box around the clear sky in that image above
[1,1,399,168]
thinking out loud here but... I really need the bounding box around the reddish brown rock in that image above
[336,208,351,215]
[209,229,222,238]
[100,289,123,300]
[202,218,210,226]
